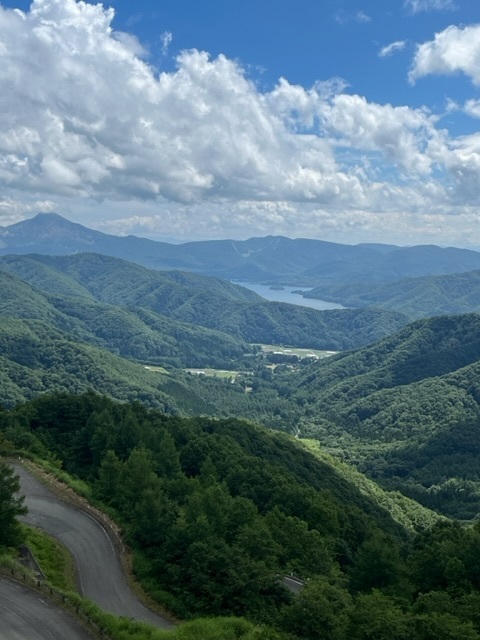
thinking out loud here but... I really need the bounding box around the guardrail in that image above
[0,563,112,638]
[0,562,167,640]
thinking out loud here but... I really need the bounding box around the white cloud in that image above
[404,0,456,14]
[160,30,172,56]
[378,41,406,58]
[409,24,480,85]
[334,10,371,25]
[0,0,367,208]
[0,0,480,247]
[315,95,438,175]
[0,196,56,228]
[464,99,480,118]
[113,31,147,57]
[355,11,371,23]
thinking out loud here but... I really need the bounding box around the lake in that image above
[233,282,345,311]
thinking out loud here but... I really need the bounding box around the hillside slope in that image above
[306,269,480,319]
[0,267,251,369]
[0,318,219,413]
[0,253,409,350]
[291,314,480,518]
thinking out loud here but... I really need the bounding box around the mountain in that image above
[0,266,252,369]
[3,213,480,284]
[289,313,480,518]
[2,392,445,630]
[305,269,480,319]
[0,317,221,413]
[0,253,409,351]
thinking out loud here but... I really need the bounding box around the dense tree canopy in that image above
[0,461,26,548]
[3,392,480,640]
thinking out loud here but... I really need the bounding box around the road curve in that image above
[13,463,172,629]
[0,577,94,640]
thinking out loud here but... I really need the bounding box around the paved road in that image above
[0,577,94,640]
[12,463,172,629]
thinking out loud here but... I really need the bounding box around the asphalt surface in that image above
[12,463,172,630]
[0,577,94,640]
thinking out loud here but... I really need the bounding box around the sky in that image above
[1,0,480,247]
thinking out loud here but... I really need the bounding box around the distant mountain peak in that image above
[11,212,70,227]
[0,212,103,251]
[1,214,480,286]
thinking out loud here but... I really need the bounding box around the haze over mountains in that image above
[1,237,479,523]
[3,213,480,639]
[3,213,480,286]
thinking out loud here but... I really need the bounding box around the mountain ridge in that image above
[3,213,480,284]
[0,252,409,351]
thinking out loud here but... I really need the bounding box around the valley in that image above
[2,215,480,639]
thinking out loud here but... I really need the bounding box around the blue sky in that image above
[0,0,480,247]
[107,0,478,121]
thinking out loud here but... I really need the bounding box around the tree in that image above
[281,575,352,640]
[349,533,407,595]
[0,462,27,548]
[348,590,412,640]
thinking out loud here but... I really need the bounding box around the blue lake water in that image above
[234,282,345,311]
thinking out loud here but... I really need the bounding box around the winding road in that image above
[0,578,93,640]
[11,463,172,630]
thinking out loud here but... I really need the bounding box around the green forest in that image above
[0,253,409,352]
[305,268,480,319]
[2,392,480,639]
[2,252,480,638]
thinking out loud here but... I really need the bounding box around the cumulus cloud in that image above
[316,95,438,175]
[409,24,480,85]
[404,0,456,14]
[378,41,406,58]
[464,99,480,119]
[0,0,374,209]
[0,197,56,227]
[0,0,480,246]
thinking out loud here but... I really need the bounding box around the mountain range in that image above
[3,214,480,639]
[2,214,480,520]
[0,253,408,352]
[3,213,480,285]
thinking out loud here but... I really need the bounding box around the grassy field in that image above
[185,368,240,380]
[183,344,338,378]
[257,344,338,359]
[144,365,170,374]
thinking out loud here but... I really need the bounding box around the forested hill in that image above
[297,313,480,395]
[289,313,480,519]
[0,253,409,350]
[0,317,231,412]
[0,268,252,370]
[5,391,470,640]
[305,268,480,319]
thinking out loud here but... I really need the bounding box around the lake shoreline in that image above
[233,281,345,311]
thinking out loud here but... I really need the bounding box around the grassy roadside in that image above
[1,538,279,640]
[8,456,286,640]
[23,525,77,592]
[17,456,175,622]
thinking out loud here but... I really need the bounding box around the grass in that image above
[0,549,29,574]
[256,344,337,359]
[185,368,240,380]
[23,525,77,592]
[144,366,170,374]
